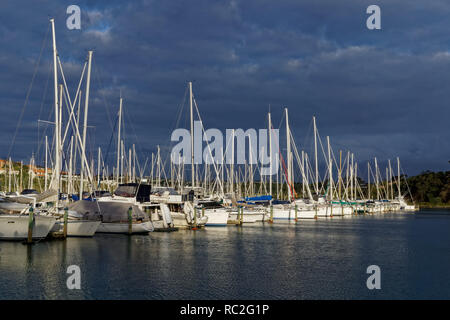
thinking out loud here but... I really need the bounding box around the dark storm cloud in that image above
[0,0,449,175]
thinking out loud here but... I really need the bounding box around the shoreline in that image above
[418,204,450,209]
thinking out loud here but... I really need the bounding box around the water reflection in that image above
[1,210,449,299]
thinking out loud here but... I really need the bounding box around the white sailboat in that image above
[0,214,55,240]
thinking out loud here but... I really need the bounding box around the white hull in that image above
[228,212,260,223]
[204,209,229,226]
[272,208,317,220]
[96,221,153,234]
[0,215,56,240]
[171,212,208,228]
[52,220,101,237]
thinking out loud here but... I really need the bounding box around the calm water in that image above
[1,209,449,299]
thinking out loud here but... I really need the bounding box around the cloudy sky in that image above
[0,0,449,178]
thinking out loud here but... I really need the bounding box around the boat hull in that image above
[96,221,153,234]
[0,215,56,240]
[272,208,317,220]
[204,209,229,226]
[52,220,101,237]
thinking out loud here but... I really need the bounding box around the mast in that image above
[121,140,124,184]
[268,112,272,198]
[8,158,11,193]
[73,90,82,182]
[327,136,332,201]
[389,159,393,200]
[375,157,379,200]
[397,157,401,198]
[45,135,48,190]
[249,137,253,196]
[346,151,350,199]
[354,162,358,200]
[97,147,101,188]
[128,147,132,183]
[339,150,342,199]
[132,144,136,183]
[313,116,318,194]
[230,129,235,194]
[386,167,389,200]
[157,145,161,187]
[189,81,194,189]
[285,108,292,201]
[301,150,305,198]
[116,97,122,185]
[367,161,370,200]
[68,136,73,194]
[79,50,93,198]
[50,19,60,203]
[350,153,354,201]
[20,161,23,192]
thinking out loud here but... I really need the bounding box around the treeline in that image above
[406,170,450,206]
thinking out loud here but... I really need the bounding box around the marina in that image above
[0,19,419,242]
[0,2,449,304]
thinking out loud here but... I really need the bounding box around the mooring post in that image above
[269,205,273,223]
[294,204,298,222]
[192,206,198,230]
[27,206,34,244]
[128,207,133,235]
[63,207,68,238]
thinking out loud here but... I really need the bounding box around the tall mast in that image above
[249,137,253,196]
[189,82,194,189]
[327,136,333,201]
[268,112,272,198]
[68,136,73,194]
[50,19,60,202]
[285,108,291,201]
[397,157,401,198]
[388,159,393,200]
[339,150,342,199]
[45,135,48,190]
[8,158,11,193]
[313,116,318,194]
[157,145,161,187]
[116,97,122,185]
[375,157,379,200]
[346,151,350,199]
[354,162,358,200]
[128,148,131,183]
[350,153,354,200]
[121,140,124,184]
[385,167,389,200]
[367,161,371,200]
[301,150,305,197]
[305,152,309,197]
[79,50,93,198]
[132,144,136,183]
[230,129,235,194]
[97,147,101,188]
